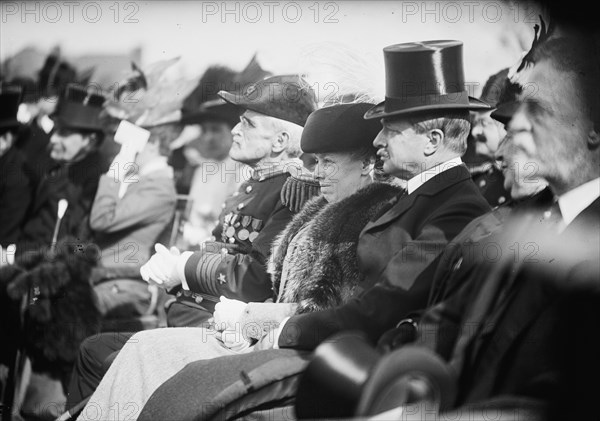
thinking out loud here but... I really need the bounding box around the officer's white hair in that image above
[268,117,304,159]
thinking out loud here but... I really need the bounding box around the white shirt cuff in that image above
[176,251,194,290]
[273,316,291,349]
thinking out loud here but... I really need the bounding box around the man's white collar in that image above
[557,177,600,227]
[406,157,463,194]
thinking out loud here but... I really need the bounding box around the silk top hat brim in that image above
[364,40,491,120]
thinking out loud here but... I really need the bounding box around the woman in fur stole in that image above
[75,103,403,420]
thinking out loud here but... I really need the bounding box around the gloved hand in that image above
[217,327,253,353]
[0,244,16,266]
[140,243,183,290]
[213,296,248,332]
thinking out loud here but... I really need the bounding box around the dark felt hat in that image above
[0,85,22,130]
[38,50,78,99]
[301,103,381,154]
[484,70,522,125]
[491,101,520,125]
[180,98,242,128]
[181,65,241,127]
[51,84,106,131]
[364,40,491,120]
[479,68,510,109]
[218,75,317,127]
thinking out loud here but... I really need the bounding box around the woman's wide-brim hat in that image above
[364,40,491,120]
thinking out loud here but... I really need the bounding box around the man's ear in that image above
[423,129,444,156]
[361,155,375,175]
[272,131,289,154]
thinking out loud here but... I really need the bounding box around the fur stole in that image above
[268,182,403,313]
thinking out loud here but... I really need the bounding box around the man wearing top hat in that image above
[18,84,109,256]
[132,40,492,420]
[267,40,492,352]
[0,85,32,248]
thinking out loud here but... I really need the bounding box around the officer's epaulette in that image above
[280,173,321,213]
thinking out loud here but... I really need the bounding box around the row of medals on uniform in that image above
[222,212,263,243]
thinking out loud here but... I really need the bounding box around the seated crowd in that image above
[0,17,599,421]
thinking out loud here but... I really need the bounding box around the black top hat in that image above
[51,84,106,131]
[364,40,490,120]
[0,85,22,130]
[218,75,317,127]
[301,103,381,154]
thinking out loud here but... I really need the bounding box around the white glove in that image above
[140,244,182,289]
[217,327,253,353]
[0,244,16,266]
[213,296,248,332]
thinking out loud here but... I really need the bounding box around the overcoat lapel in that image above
[361,165,472,234]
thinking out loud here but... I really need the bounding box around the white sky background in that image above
[1,0,544,101]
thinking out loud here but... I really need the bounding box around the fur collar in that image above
[268,182,403,313]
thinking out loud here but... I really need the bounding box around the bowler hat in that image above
[364,41,490,120]
[301,103,381,154]
[218,75,317,127]
[0,85,22,130]
[51,84,106,131]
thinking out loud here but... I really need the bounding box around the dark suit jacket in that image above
[278,165,491,350]
[0,147,32,247]
[444,197,600,407]
[414,188,555,357]
[18,151,107,253]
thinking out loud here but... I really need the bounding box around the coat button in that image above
[237,203,245,210]
[245,185,253,194]
[194,295,203,304]
[479,179,487,188]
